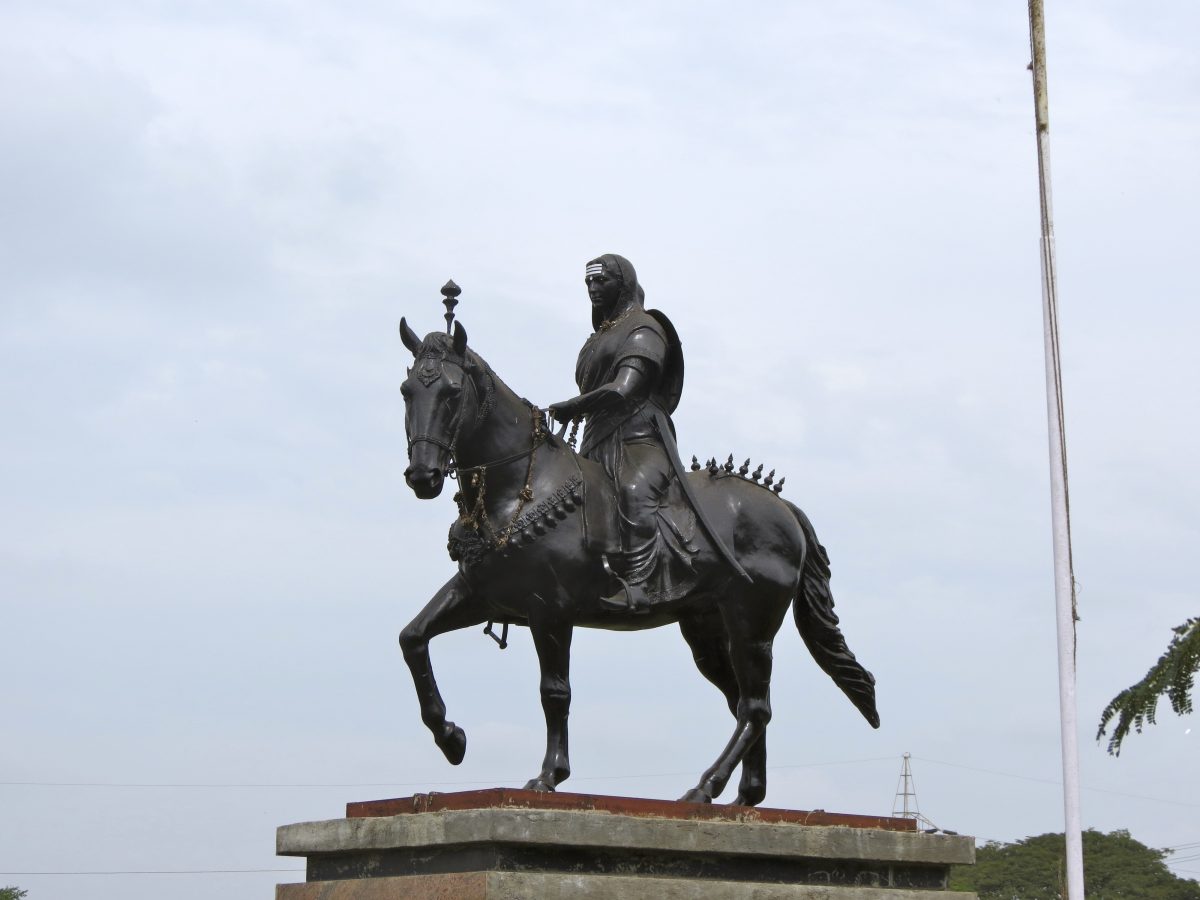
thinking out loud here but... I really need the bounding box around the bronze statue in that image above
[397,258,878,806]
[548,254,744,613]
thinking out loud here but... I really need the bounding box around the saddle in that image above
[445,438,620,568]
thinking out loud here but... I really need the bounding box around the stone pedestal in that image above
[277,789,976,899]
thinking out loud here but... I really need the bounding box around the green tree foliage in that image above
[1098,617,1199,755]
[950,829,1200,899]
[0,888,28,900]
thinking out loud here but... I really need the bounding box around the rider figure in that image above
[550,254,694,612]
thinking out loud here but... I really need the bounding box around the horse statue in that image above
[397,313,879,806]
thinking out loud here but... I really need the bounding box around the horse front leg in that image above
[398,573,488,765]
[524,607,574,792]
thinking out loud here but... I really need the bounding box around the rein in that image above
[455,427,544,476]
[450,401,548,656]
[455,404,546,550]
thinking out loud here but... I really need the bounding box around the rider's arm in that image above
[549,359,653,422]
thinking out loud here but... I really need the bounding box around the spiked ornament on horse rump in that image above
[395,277,879,806]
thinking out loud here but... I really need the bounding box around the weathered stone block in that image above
[277,790,976,899]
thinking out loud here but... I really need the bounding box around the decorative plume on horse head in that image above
[397,258,878,806]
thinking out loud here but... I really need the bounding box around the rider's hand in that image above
[548,399,580,424]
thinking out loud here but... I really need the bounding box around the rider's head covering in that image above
[587,253,644,331]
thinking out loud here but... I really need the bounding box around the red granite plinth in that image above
[346,787,917,832]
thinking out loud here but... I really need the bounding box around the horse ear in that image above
[452,320,468,357]
[399,317,421,356]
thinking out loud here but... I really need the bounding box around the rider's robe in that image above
[575,305,698,600]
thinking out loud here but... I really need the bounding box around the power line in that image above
[1,780,485,788]
[6,754,1192,813]
[0,869,302,876]
[913,756,1200,808]
[0,755,897,789]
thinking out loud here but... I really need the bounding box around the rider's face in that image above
[586,268,622,315]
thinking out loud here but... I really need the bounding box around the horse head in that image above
[399,317,477,499]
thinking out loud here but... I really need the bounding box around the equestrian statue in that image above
[398,254,878,806]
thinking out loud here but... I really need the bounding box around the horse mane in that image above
[416,333,491,377]
[417,332,508,422]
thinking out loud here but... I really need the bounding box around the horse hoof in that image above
[678,788,712,804]
[436,723,467,765]
[522,777,556,793]
[734,782,765,807]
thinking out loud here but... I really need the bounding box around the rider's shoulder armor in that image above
[616,313,668,369]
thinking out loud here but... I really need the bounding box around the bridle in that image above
[406,392,468,478]
[407,351,486,479]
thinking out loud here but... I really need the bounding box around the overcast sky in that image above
[2,2,1198,897]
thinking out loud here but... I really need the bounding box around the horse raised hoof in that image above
[434,722,467,765]
[522,776,557,793]
[678,787,713,804]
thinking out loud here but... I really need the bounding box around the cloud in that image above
[3,3,1200,898]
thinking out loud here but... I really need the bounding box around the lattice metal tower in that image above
[892,753,940,830]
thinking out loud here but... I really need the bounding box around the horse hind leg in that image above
[398,574,488,765]
[679,610,767,806]
[680,593,787,805]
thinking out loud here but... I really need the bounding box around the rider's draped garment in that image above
[575,304,698,601]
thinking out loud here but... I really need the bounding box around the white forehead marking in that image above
[585,263,605,276]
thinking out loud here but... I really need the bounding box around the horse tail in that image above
[787,502,880,728]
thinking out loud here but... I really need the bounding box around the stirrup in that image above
[599,583,654,613]
[599,555,651,613]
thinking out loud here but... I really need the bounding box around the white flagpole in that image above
[1026,2,1084,897]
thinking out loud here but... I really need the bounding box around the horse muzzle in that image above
[405,463,445,499]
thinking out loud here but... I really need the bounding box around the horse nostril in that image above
[405,466,442,489]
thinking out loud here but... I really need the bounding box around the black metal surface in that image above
[396,257,881,806]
